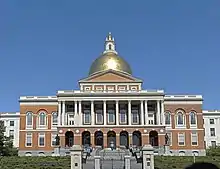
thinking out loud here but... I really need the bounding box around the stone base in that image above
[54,146,60,156]
[164,145,170,155]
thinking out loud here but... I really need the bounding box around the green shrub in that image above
[0,156,219,169]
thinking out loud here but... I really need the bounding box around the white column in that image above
[91,101,94,125]
[141,101,144,125]
[116,100,119,125]
[79,101,82,125]
[128,100,131,125]
[74,101,78,113]
[74,101,78,125]
[144,100,148,125]
[58,101,61,126]
[62,101,65,125]
[161,100,165,125]
[157,100,161,125]
[103,101,107,125]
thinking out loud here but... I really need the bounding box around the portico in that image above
[57,98,165,127]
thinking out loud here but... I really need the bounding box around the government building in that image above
[18,33,206,156]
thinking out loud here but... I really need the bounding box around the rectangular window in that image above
[191,131,198,146]
[38,133,45,147]
[118,86,126,91]
[26,114,33,127]
[85,87,91,91]
[120,110,127,123]
[68,114,74,125]
[210,119,215,124]
[108,110,115,124]
[211,141,216,148]
[84,110,91,124]
[9,130,14,139]
[10,121,14,126]
[131,86,137,90]
[132,110,139,124]
[96,87,103,91]
[51,134,56,146]
[167,132,172,146]
[178,133,185,146]
[26,133,32,147]
[210,128,216,136]
[148,120,154,125]
[52,112,58,126]
[96,110,103,124]
[107,87,114,91]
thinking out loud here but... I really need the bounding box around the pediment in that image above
[79,70,142,83]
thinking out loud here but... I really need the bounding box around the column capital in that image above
[128,100,131,103]
[115,100,119,103]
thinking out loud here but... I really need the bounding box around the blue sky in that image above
[0,1,220,112]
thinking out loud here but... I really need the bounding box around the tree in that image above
[0,120,18,156]
[206,146,220,156]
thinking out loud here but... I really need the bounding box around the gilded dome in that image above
[89,52,132,76]
[88,32,132,76]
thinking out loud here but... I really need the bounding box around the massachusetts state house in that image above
[18,33,205,156]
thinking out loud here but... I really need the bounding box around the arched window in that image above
[52,112,58,126]
[177,111,185,125]
[26,112,33,126]
[39,112,47,126]
[165,112,171,125]
[109,44,112,50]
[190,112,196,125]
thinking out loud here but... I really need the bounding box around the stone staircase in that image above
[94,148,131,160]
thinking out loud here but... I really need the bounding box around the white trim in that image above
[189,111,197,128]
[38,133,45,147]
[164,101,202,105]
[131,86,138,90]
[168,132,172,146]
[26,111,33,129]
[118,86,126,90]
[25,133,32,147]
[37,111,48,129]
[191,131,198,146]
[164,112,171,127]
[51,133,57,147]
[164,95,202,100]
[58,96,164,102]
[20,102,58,105]
[107,86,115,91]
[176,110,186,128]
[131,109,139,124]
[80,83,143,86]
[210,128,216,136]
[178,133,185,146]
[95,110,103,124]
[83,110,91,125]
[119,109,127,124]
[107,109,115,124]
[84,87,91,91]
[96,87,103,90]
[167,128,204,131]
[51,112,58,127]
[21,129,57,132]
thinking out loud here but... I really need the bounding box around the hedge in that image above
[0,156,219,169]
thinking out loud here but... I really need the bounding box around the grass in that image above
[0,156,219,169]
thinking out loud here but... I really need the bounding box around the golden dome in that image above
[89,52,132,76]
[88,32,132,76]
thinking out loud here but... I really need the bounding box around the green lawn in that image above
[0,156,219,169]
